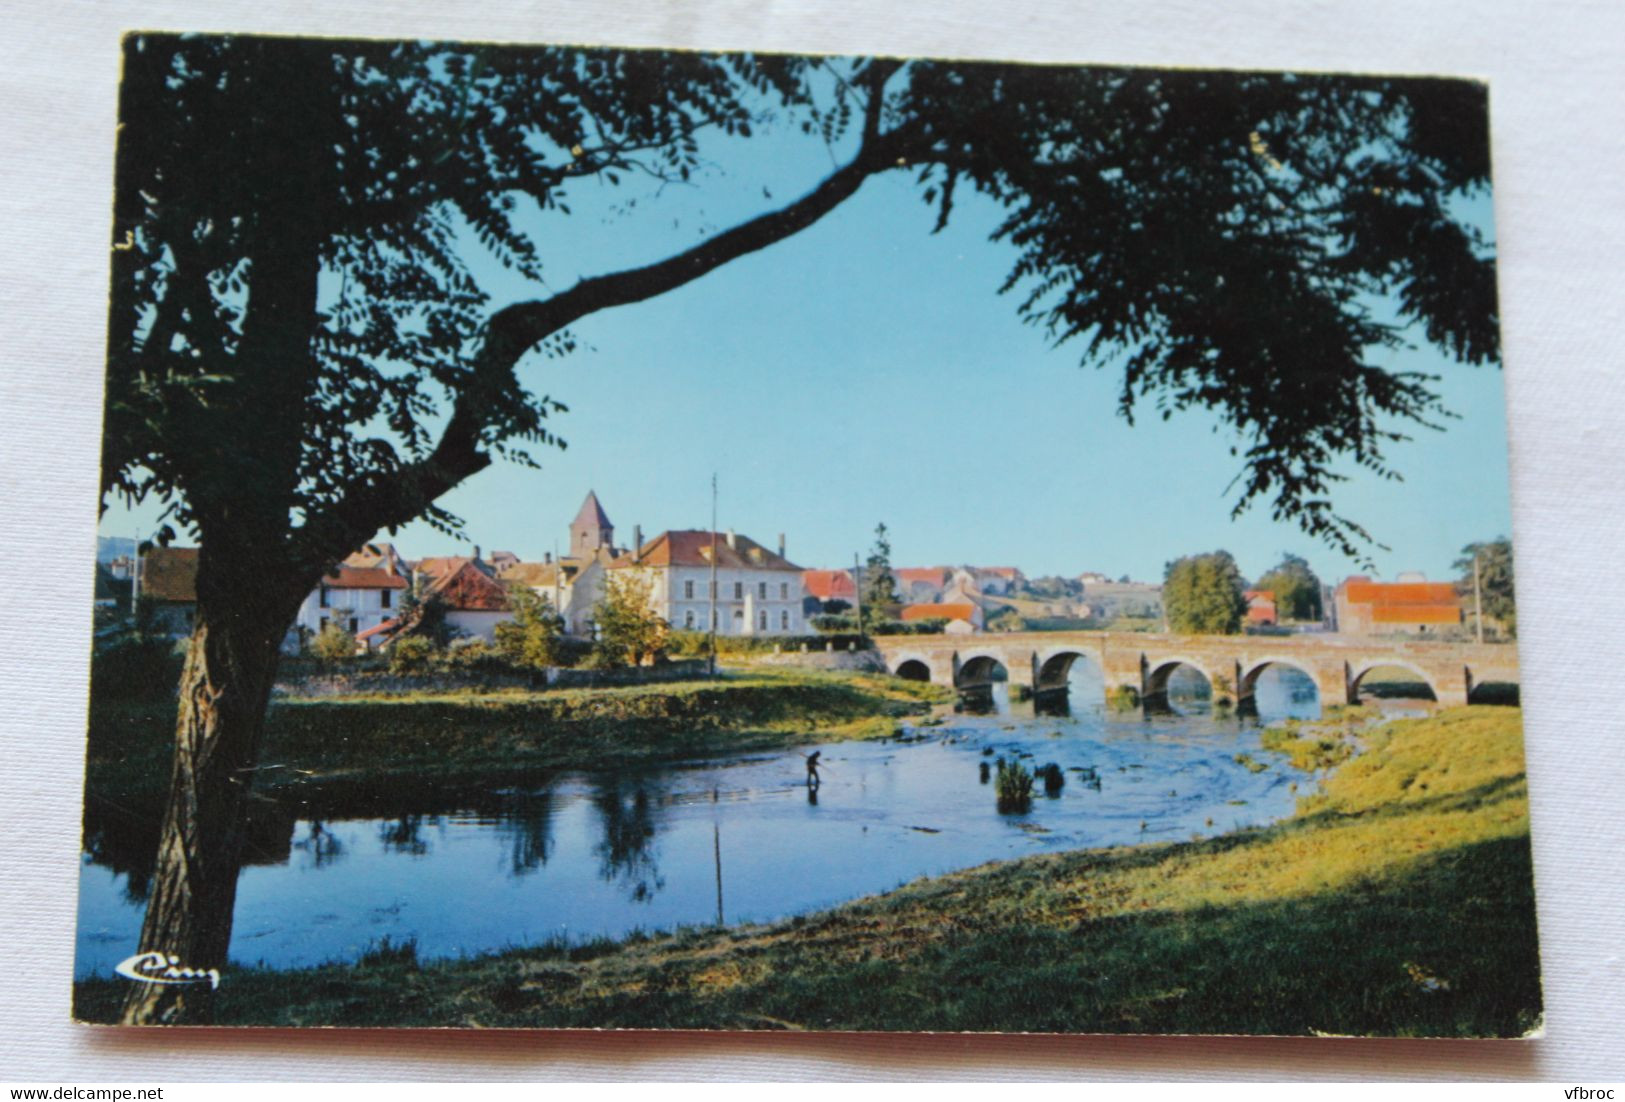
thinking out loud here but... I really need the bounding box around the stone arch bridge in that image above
[874,631,1520,709]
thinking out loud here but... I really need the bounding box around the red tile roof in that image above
[1341,580,1459,606]
[356,618,401,640]
[802,569,857,600]
[613,530,802,572]
[418,558,510,611]
[323,566,407,590]
[140,547,198,603]
[901,602,977,622]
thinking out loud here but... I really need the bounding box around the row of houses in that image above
[110,492,1472,648]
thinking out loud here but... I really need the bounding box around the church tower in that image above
[570,490,614,555]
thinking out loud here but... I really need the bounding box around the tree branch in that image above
[291,65,909,575]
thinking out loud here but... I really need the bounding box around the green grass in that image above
[84,665,952,808]
[75,706,1541,1035]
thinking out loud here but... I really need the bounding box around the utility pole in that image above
[129,530,143,616]
[709,474,719,676]
[1474,548,1485,644]
[552,540,561,628]
[853,550,864,645]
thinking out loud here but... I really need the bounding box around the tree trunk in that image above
[119,570,299,1025]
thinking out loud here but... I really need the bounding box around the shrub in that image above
[871,619,947,636]
[495,585,567,668]
[995,757,1034,812]
[388,634,435,676]
[309,622,358,665]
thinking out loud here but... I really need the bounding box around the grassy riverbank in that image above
[85,666,951,810]
[77,705,1541,1035]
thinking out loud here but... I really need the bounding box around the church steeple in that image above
[570,490,614,554]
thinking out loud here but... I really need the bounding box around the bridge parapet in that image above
[870,630,1518,708]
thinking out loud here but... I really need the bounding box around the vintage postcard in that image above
[76,33,1538,1034]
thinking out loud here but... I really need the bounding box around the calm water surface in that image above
[75,666,1322,978]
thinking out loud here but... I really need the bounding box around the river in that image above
[75,663,1322,979]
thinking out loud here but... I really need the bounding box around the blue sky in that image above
[100,75,1513,588]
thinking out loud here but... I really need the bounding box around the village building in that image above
[1244,589,1278,626]
[136,546,200,636]
[292,563,408,643]
[610,528,806,636]
[894,567,949,603]
[344,541,409,576]
[498,491,629,637]
[802,568,858,614]
[969,566,1024,595]
[413,552,511,641]
[1333,576,1462,635]
[900,601,983,634]
[501,546,619,637]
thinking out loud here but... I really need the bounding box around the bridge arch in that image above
[955,652,1010,689]
[1035,648,1104,691]
[1241,657,1319,697]
[1143,656,1213,709]
[1350,659,1439,702]
[1145,656,1212,688]
[893,657,932,682]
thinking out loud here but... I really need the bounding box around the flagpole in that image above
[709,474,719,677]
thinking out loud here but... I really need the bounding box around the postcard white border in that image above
[3,0,1623,1081]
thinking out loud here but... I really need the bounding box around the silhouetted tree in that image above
[101,34,1498,1021]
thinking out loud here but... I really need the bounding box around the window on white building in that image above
[381,588,392,609]
[759,610,768,630]
[780,582,788,599]
[685,610,695,629]
[758,581,767,599]
[780,610,789,631]
[319,585,330,609]
[684,580,694,599]
[733,581,743,599]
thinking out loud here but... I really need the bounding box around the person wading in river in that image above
[805,751,822,789]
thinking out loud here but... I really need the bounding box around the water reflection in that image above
[590,779,664,903]
[293,820,345,867]
[496,791,557,876]
[77,693,1323,979]
[379,815,430,857]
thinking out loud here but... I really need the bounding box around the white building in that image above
[610,528,807,636]
[412,554,511,641]
[292,564,408,643]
